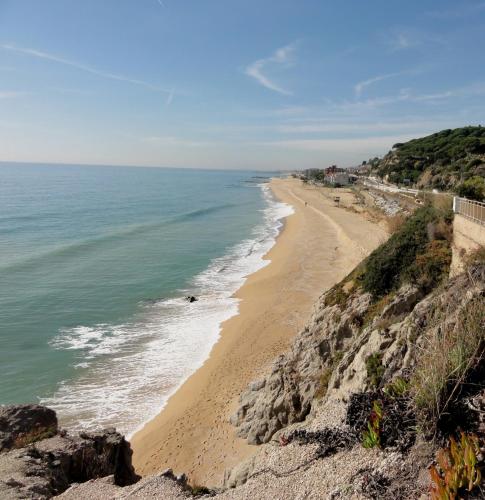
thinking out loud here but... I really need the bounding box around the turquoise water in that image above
[0,163,292,434]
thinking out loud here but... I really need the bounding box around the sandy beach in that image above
[131,177,388,487]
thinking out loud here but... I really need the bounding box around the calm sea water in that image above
[0,163,292,435]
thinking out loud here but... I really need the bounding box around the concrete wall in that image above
[451,214,485,275]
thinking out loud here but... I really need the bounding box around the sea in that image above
[0,163,293,437]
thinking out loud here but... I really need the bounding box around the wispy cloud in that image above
[260,135,419,153]
[0,90,30,99]
[413,91,454,102]
[393,33,414,50]
[386,29,447,52]
[141,136,209,147]
[51,87,94,96]
[277,119,452,135]
[166,88,175,105]
[1,43,174,96]
[426,1,485,18]
[245,43,295,95]
[336,85,481,113]
[354,72,404,97]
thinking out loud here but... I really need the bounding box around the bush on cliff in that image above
[456,175,485,201]
[360,206,452,298]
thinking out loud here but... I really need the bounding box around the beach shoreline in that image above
[130,177,388,486]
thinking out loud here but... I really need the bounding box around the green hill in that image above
[367,126,485,195]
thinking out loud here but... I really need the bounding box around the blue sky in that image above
[1,0,485,169]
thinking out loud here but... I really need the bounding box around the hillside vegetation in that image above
[367,126,485,198]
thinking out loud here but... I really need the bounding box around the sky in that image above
[1,0,485,170]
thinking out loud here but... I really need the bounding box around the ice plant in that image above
[362,400,383,449]
[429,432,483,499]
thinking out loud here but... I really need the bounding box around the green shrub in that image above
[456,175,485,201]
[383,377,409,398]
[361,206,441,298]
[362,400,383,448]
[324,284,349,308]
[366,353,385,388]
[466,157,482,169]
[404,239,452,292]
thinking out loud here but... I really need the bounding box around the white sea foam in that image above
[42,184,294,436]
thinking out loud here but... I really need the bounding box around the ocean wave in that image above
[41,184,294,436]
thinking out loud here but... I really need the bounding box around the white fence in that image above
[453,196,485,226]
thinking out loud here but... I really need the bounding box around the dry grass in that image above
[411,297,485,431]
[465,245,485,266]
[314,367,333,399]
[386,214,406,233]
[431,192,453,212]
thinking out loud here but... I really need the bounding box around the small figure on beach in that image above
[185,295,198,303]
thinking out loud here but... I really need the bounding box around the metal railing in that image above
[453,196,485,225]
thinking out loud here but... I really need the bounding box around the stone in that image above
[0,404,57,452]
[0,406,139,499]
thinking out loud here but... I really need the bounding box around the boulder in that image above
[0,405,57,452]
[0,405,139,499]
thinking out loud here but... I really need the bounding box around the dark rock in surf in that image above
[185,295,198,303]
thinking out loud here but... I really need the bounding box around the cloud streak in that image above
[261,135,420,152]
[141,136,209,147]
[354,72,404,97]
[166,88,175,105]
[0,90,30,99]
[1,43,173,96]
[426,1,485,18]
[245,43,295,95]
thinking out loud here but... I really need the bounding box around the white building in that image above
[324,172,350,186]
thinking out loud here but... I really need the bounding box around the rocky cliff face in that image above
[220,263,484,497]
[230,289,373,444]
[0,405,139,499]
[230,264,484,449]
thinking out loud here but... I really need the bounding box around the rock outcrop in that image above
[230,290,373,444]
[0,405,57,452]
[0,405,139,499]
[231,264,484,447]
